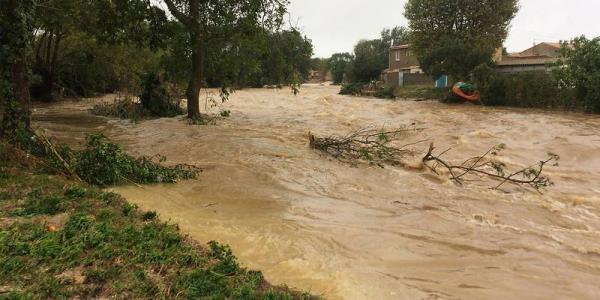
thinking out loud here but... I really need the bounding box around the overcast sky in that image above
[287,0,600,58]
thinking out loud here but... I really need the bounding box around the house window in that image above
[395,51,400,61]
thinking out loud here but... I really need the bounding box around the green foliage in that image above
[328,53,353,84]
[259,30,314,87]
[0,0,35,137]
[0,169,315,298]
[555,36,600,113]
[405,0,518,80]
[90,95,149,122]
[30,0,168,100]
[220,110,231,117]
[142,211,158,221]
[348,26,410,83]
[6,129,198,187]
[208,241,240,275]
[339,83,363,96]
[351,39,387,83]
[471,63,585,109]
[75,134,198,186]
[375,87,395,99]
[55,34,161,98]
[12,188,65,216]
[139,72,184,117]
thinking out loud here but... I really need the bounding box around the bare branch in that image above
[310,128,559,192]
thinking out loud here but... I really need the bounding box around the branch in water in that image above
[309,126,424,167]
[422,143,560,191]
[309,128,559,191]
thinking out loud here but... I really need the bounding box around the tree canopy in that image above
[404,0,518,80]
[328,53,353,84]
[555,36,600,113]
[161,0,289,118]
[347,26,410,83]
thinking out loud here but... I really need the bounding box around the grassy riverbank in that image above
[0,154,314,299]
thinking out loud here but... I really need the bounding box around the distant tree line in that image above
[311,26,411,85]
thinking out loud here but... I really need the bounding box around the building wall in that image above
[403,73,434,86]
[384,72,435,88]
[496,65,551,73]
[389,48,420,70]
[384,72,400,88]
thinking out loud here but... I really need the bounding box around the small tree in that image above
[328,53,353,84]
[404,0,518,80]
[555,36,600,113]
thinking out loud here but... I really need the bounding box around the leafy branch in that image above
[422,143,559,190]
[309,126,425,167]
[310,128,559,191]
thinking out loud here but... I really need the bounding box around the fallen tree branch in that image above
[309,128,559,191]
[309,126,425,167]
[423,143,559,191]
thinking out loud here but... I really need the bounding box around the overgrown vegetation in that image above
[473,68,568,108]
[555,36,600,113]
[339,83,363,96]
[91,73,185,121]
[309,127,558,191]
[5,130,199,187]
[404,0,518,81]
[375,87,396,99]
[0,163,315,299]
[471,37,600,112]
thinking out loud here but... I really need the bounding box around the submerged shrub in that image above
[91,73,184,121]
[139,72,184,117]
[75,134,199,186]
[375,87,395,99]
[90,95,148,121]
[339,83,363,95]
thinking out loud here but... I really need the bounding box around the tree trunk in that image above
[1,58,31,137]
[0,0,32,137]
[46,31,63,100]
[186,36,203,119]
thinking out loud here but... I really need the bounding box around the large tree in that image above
[404,0,518,80]
[328,53,353,84]
[161,0,287,119]
[0,0,35,137]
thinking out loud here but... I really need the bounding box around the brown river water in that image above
[32,85,600,299]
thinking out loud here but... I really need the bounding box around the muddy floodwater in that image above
[33,85,600,299]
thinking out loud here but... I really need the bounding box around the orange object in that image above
[452,84,481,102]
[46,225,57,232]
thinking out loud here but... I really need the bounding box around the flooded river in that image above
[33,85,600,299]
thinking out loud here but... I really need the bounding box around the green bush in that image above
[476,71,564,108]
[75,134,199,187]
[339,83,362,95]
[555,36,600,113]
[375,87,395,99]
[90,95,148,122]
[91,73,184,122]
[139,72,184,117]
